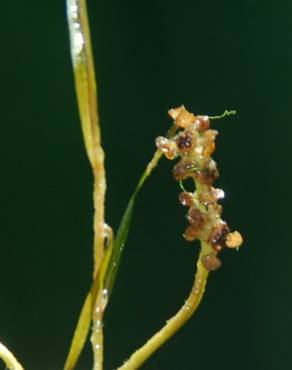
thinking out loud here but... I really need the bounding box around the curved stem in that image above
[0,342,24,370]
[117,248,209,370]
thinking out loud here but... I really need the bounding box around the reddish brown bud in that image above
[199,188,225,208]
[173,160,197,181]
[195,161,219,185]
[187,207,206,229]
[209,223,230,251]
[176,131,194,153]
[183,225,200,241]
[201,254,222,271]
[195,115,210,131]
[178,192,194,206]
[195,168,219,185]
[198,191,216,207]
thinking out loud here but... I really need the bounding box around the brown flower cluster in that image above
[156,106,243,271]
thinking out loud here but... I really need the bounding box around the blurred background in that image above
[0,0,291,369]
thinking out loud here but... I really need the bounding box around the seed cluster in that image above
[156,106,243,271]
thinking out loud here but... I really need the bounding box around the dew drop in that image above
[215,188,225,200]
[184,302,191,311]
[73,31,84,55]
[101,289,109,310]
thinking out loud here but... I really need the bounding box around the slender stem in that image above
[91,291,105,370]
[90,233,112,370]
[66,1,108,369]
[135,124,177,196]
[117,248,209,370]
[0,342,24,370]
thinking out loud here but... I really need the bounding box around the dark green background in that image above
[1,1,291,369]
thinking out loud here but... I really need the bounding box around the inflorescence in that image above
[156,106,243,271]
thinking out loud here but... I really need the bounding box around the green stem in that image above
[0,342,24,370]
[116,247,209,370]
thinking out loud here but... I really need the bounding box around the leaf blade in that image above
[104,125,177,297]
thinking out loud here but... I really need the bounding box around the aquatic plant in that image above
[0,1,242,369]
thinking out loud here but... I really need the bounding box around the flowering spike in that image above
[156,106,243,271]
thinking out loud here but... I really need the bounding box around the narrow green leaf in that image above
[104,196,135,297]
[63,290,92,370]
[104,124,177,298]
[66,0,101,166]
